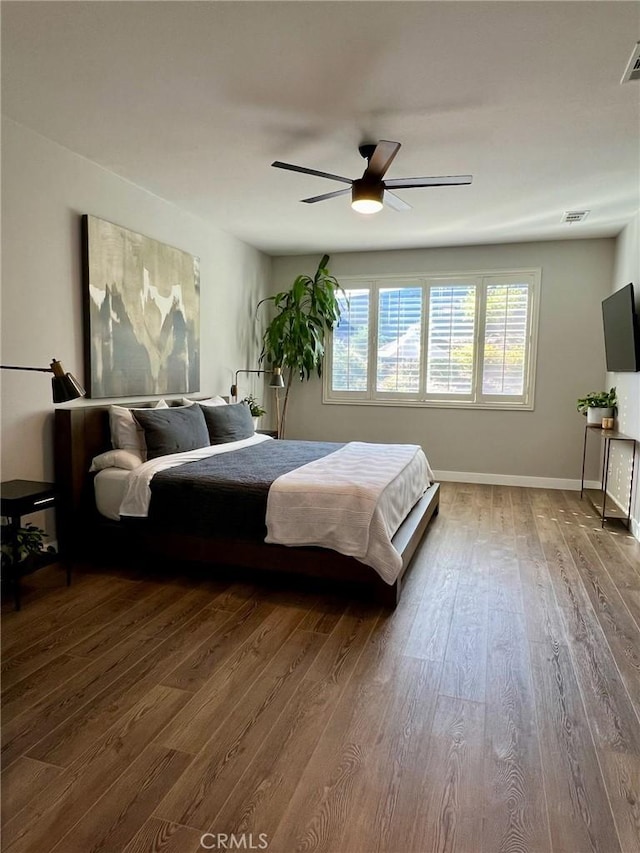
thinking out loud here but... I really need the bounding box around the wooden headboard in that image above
[54,399,186,552]
[55,398,220,517]
[55,405,110,499]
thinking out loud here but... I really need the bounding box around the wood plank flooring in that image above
[2,483,639,853]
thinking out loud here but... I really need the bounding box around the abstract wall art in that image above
[82,215,200,398]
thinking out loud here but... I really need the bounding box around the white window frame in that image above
[324,268,541,410]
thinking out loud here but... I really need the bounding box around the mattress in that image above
[94,468,130,521]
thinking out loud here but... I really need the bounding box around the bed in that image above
[54,401,440,607]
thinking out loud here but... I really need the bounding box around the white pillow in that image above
[109,400,168,457]
[89,449,144,472]
[181,396,228,407]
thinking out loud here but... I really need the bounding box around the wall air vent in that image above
[562,210,590,223]
[621,42,640,83]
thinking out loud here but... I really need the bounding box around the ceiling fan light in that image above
[352,198,383,214]
[351,179,383,215]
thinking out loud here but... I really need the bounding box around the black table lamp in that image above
[1,359,86,403]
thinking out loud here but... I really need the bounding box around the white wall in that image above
[272,239,615,487]
[610,212,640,539]
[1,119,271,527]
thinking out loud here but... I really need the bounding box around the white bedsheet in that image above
[118,433,272,518]
[265,442,434,584]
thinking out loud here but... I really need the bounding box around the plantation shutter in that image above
[331,288,370,392]
[376,286,423,393]
[426,283,477,396]
[481,282,530,397]
[325,269,539,408]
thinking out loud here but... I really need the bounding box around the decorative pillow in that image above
[109,400,168,457]
[181,396,228,407]
[132,403,210,459]
[201,401,255,445]
[89,449,144,472]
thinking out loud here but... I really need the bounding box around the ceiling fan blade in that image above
[301,188,352,204]
[271,161,352,185]
[384,191,412,212]
[384,175,473,189]
[364,140,401,181]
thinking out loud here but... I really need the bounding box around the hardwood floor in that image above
[2,483,639,853]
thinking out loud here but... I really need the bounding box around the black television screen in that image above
[602,283,640,372]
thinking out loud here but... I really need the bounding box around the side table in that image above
[0,479,69,610]
[580,425,637,529]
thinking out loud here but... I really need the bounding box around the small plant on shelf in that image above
[242,394,267,418]
[576,387,617,415]
[0,522,56,568]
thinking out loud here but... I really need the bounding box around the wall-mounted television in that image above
[602,283,640,372]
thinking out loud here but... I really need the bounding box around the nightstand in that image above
[257,429,279,439]
[0,479,69,610]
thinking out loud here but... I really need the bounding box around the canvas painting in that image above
[82,215,200,397]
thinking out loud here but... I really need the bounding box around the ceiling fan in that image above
[272,140,472,214]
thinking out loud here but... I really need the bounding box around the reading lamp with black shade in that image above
[1,360,86,403]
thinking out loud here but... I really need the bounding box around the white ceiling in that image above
[2,1,639,255]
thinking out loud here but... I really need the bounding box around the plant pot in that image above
[586,406,613,425]
[253,417,260,430]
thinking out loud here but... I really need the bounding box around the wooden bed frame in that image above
[54,404,440,607]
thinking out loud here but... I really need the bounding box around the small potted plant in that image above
[242,394,267,428]
[1,522,56,570]
[576,387,617,425]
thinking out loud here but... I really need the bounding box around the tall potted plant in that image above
[258,254,343,437]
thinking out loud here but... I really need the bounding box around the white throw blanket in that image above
[265,442,434,584]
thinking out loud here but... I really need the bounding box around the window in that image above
[332,288,369,393]
[325,269,540,409]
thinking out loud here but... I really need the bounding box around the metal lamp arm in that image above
[1,364,54,373]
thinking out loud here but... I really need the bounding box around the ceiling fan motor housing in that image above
[358,143,378,161]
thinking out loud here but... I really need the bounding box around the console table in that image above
[580,425,637,529]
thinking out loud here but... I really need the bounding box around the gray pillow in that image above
[132,404,210,459]
[201,401,255,445]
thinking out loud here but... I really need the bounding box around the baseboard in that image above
[433,470,601,491]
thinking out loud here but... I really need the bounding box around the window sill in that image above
[322,397,534,411]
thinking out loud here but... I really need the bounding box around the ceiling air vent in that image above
[562,210,590,223]
[621,42,640,83]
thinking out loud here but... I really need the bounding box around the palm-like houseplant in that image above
[258,254,343,437]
